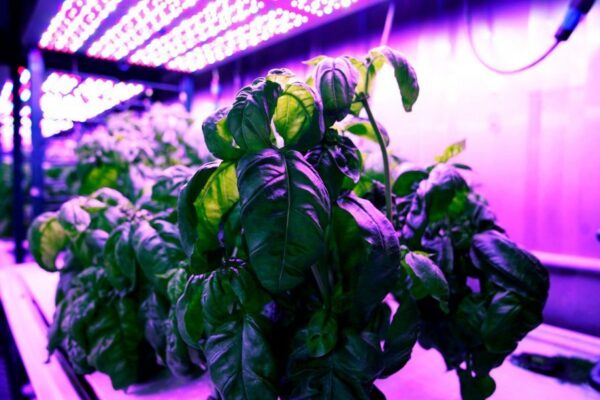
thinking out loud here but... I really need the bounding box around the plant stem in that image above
[311,264,328,304]
[359,94,393,223]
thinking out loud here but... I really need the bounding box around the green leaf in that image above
[336,116,390,147]
[202,106,244,160]
[227,78,282,151]
[347,56,370,116]
[305,309,338,357]
[274,82,325,152]
[57,199,91,236]
[481,291,543,353]
[165,310,198,377]
[287,330,382,399]
[80,164,121,195]
[470,231,549,301]
[176,275,207,349]
[202,263,271,332]
[177,161,220,258]
[369,46,419,112]
[151,165,194,209]
[28,212,68,272]
[132,219,186,295]
[435,139,466,163]
[166,268,189,305]
[392,167,428,197]
[140,292,168,365]
[103,222,136,292]
[86,297,144,390]
[457,370,496,400]
[205,315,277,400]
[306,135,362,199]
[237,149,330,293]
[381,293,419,377]
[266,67,296,86]
[403,252,449,313]
[303,55,327,66]
[313,57,359,122]
[333,194,400,324]
[179,161,239,273]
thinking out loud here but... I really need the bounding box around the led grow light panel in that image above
[1,72,145,140]
[41,72,145,123]
[38,0,382,73]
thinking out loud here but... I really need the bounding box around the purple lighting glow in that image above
[38,0,383,72]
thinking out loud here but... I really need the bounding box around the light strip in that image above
[291,0,359,17]
[129,0,264,68]
[86,0,198,60]
[39,0,123,53]
[167,9,308,72]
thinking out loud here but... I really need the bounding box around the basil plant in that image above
[363,141,550,399]
[28,184,205,389]
[175,46,425,399]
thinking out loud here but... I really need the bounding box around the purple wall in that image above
[191,0,600,260]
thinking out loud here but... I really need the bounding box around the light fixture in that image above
[1,71,145,139]
[38,0,383,73]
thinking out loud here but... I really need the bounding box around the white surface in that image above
[0,266,81,400]
[3,263,600,400]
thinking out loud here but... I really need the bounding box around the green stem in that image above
[360,94,393,223]
[311,264,328,304]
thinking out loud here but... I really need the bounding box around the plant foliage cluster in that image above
[29,46,549,399]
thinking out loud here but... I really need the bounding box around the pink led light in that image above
[87,0,198,60]
[167,9,309,72]
[291,0,358,16]
[129,0,265,68]
[39,0,123,53]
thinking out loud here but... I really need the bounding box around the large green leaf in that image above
[178,161,239,273]
[287,330,382,399]
[470,231,549,301]
[237,148,330,293]
[306,135,361,199]
[202,106,244,160]
[177,162,220,258]
[274,81,324,152]
[403,252,449,313]
[205,315,277,400]
[227,78,281,151]
[28,212,68,272]
[132,219,186,294]
[481,291,543,353]
[333,194,400,325]
[369,46,419,112]
[381,293,419,377]
[392,167,428,197]
[103,222,136,292]
[313,57,359,122]
[176,275,207,349]
[57,198,91,237]
[86,297,144,389]
[80,164,122,195]
[151,165,194,209]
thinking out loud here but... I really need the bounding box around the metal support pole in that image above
[180,76,194,112]
[10,66,25,264]
[29,49,45,218]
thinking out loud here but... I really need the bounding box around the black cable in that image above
[465,0,561,75]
